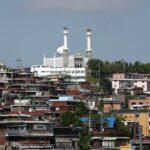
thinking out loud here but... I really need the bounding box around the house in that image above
[102,97,122,113]
[54,127,80,149]
[128,97,150,110]
[5,121,56,149]
[116,110,150,137]
[49,95,79,113]
[112,73,150,95]
[80,116,130,149]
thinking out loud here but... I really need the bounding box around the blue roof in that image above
[105,117,116,128]
[80,117,89,122]
[49,95,77,102]
[80,116,116,128]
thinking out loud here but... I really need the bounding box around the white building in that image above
[31,28,93,82]
[112,73,150,95]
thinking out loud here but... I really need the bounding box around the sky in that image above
[0,0,150,67]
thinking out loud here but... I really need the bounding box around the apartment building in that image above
[120,110,150,136]
[112,73,150,95]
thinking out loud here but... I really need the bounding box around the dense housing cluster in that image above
[1,28,150,150]
[0,62,150,150]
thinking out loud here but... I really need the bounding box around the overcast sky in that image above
[0,0,150,67]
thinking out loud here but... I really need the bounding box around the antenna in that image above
[16,58,22,69]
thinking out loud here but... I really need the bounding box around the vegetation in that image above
[61,59,150,148]
[61,101,132,149]
[116,117,131,137]
[87,59,150,76]
[61,102,90,150]
[61,111,76,126]
[87,59,150,94]
[78,127,91,150]
[76,101,89,117]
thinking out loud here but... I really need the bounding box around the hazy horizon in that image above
[0,0,150,67]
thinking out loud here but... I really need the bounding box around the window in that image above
[102,141,115,147]
[33,124,46,130]
[135,114,139,118]
[131,102,136,105]
[37,126,43,129]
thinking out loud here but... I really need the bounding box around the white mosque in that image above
[31,27,93,82]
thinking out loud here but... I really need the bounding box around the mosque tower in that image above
[63,27,69,67]
[86,29,92,59]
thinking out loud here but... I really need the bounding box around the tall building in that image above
[31,27,93,82]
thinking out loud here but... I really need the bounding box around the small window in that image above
[135,114,139,118]
[131,102,136,105]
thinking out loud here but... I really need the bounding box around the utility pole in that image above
[89,108,91,133]
[16,58,22,70]
[17,94,21,120]
[138,126,143,150]
[98,61,101,93]
[122,59,126,75]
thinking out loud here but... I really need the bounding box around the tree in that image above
[116,117,131,137]
[78,127,91,150]
[61,111,76,126]
[76,101,89,117]
[100,77,112,94]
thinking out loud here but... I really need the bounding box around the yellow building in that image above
[120,144,132,150]
[120,110,150,136]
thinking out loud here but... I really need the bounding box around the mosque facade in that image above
[31,27,93,82]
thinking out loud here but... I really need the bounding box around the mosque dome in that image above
[57,46,64,55]
[0,61,5,67]
[57,46,69,56]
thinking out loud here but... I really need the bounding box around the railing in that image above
[27,130,53,136]
[7,130,53,136]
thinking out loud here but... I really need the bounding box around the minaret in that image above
[63,27,68,50]
[43,53,46,65]
[53,53,56,68]
[63,27,69,67]
[86,29,92,59]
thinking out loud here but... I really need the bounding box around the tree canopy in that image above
[87,59,150,94]
[87,59,150,77]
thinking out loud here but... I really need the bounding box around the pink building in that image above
[112,73,150,95]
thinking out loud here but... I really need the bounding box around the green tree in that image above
[78,127,91,150]
[76,101,89,117]
[100,77,112,94]
[116,117,131,137]
[61,111,76,126]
